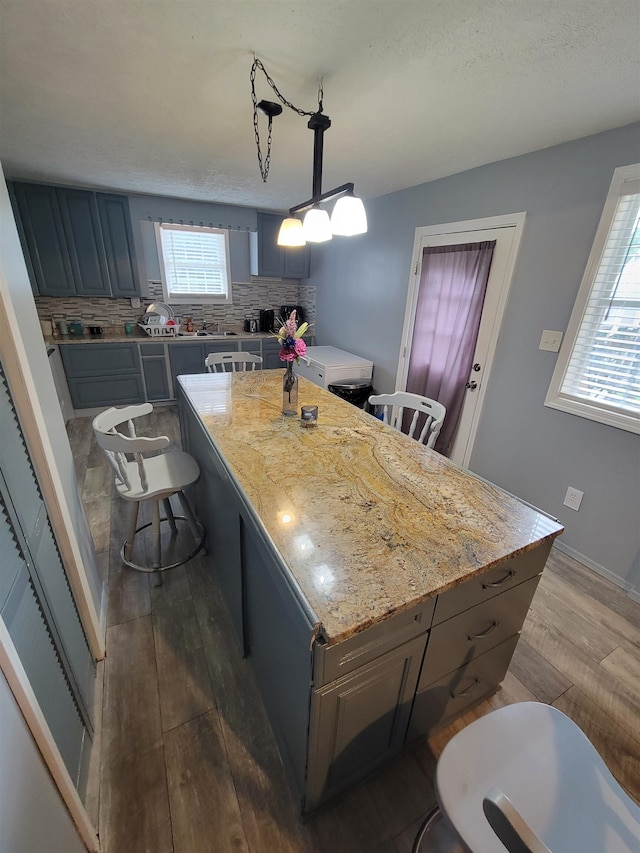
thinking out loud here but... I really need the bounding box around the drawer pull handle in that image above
[482,569,515,589]
[468,621,498,641]
[450,677,480,699]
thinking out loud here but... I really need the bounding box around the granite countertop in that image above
[47,329,272,344]
[178,371,563,645]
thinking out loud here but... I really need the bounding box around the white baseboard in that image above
[552,540,639,602]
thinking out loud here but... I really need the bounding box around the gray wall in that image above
[0,671,85,853]
[310,123,640,595]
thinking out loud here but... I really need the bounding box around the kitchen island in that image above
[177,371,563,813]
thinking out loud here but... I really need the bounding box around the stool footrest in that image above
[120,515,205,573]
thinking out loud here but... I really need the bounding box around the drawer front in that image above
[433,540,552,625]
[67,374,145,408]
[60,343,140,378]
[140,342,165,356]
[314,596,436,687]
[407,634,520,741]
[418,574,540,689]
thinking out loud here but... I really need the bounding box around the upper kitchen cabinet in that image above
[10,182,141,298]
[251,211,310,279]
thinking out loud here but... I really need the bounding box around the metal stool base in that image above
[120,515,205,573]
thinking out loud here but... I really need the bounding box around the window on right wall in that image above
[545,163,640,434]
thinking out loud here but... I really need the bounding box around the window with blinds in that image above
[156,223,232,303]
[545,164,640,433]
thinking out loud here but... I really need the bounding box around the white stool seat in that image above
[415,701,640,852]
[92,403,205,574]
[114,449,200,502]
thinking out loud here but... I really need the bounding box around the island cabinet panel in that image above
[182,406,244,652]
[306,634,427,812]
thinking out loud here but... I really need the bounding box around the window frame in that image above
[545,163,640,434]
[155,222,232,305]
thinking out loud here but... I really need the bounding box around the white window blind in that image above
[156,223,231,303]
[546,165,640,433]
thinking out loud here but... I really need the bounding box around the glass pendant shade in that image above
[302,207,332,242]
[277,217,306,247]
[331,195,368,236]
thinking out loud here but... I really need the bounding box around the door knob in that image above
[465,381,478,390]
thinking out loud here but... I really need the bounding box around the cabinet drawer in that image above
[433,540,551,625]
[314,596,435,687]
[60,343,140,378]
[140,342,165,356]
[67,375,145,408]
[407,634,520,741]
[418,574,540,689]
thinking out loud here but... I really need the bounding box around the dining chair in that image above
[412,701,640,853]
[92,403,205,575]
[204,352,263,372]
[368,391,446,449]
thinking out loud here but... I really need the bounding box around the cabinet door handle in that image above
[482,569,515,588]
[450,677,481,699]
[468,620,498,641]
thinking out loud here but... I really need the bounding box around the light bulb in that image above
[331,195,367,236]
[302,208,332,243]
[277,217,306,247]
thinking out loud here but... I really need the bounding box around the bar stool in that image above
[92,403,205,575]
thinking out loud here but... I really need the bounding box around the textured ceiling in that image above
[0,1,639,211]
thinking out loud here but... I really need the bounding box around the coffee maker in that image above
[259,309,275,332]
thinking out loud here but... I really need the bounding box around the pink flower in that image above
[294,338,306,358]
[279,347,297,362]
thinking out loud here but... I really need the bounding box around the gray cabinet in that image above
[307,634,426,811]
[169,343,206,384]
[406,546,551,740]
[10,182,141,298]
[253,211,310,279]
[140,343,171,401]
[58,188,111,297]
[261,338,283,370]
[11,183,76,297]
[60,342,144,409]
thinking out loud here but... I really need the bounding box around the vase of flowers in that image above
[276,310,308,416]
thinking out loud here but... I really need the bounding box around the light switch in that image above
[539,330,563,352]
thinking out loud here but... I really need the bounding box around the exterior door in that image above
[397,214,525,467]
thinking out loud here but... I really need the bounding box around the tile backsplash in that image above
[36,279,317,333]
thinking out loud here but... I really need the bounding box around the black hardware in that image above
[465,380,478,390]
[473,363,481,371]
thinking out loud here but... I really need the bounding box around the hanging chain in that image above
[251,57,323,183]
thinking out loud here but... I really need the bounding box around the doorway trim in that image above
[396,212,526,467]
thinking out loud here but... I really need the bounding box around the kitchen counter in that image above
[178,370,562,645]
[177,370,563,812]
[47,330,272,344]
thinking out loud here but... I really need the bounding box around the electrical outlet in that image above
[563,486,584,511]
[539,330,563,352]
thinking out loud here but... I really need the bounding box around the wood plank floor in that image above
[70,407,640,853]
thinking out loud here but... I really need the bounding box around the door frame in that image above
[396,212,526,467]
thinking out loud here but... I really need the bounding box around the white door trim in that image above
[396,212,526,467]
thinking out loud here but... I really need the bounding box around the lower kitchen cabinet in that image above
[59,342,144,409]
[261,338,283,369]
[306,634,426,811]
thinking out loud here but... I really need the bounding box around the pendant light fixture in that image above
[251,58,367,247]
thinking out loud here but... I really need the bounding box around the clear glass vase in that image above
[282,363,298,417]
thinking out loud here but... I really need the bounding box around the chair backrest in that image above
[204,352,263,373]
[368,391,446,449]
[92,403,169,493]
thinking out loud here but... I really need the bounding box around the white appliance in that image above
[296,346,373,389]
